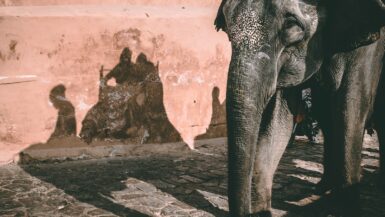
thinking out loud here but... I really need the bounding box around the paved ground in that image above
[0,135,384,217]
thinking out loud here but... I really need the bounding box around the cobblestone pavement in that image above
[0,135,384,217]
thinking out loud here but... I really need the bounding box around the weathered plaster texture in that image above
[0,1,230,163]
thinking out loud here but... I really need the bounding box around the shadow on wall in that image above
[18,47,229,162]
[79,47,181,144]
[19,47,183,162]
[195,86,227,140]
[18,84,81,163]
[47,84,77,141]
[18,84,79,163]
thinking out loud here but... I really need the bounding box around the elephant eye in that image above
[283,15,304,31]
[281,14,306,45]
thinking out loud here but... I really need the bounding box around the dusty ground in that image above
[0,135,384,217]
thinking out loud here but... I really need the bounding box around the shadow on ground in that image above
[19,137,385,217]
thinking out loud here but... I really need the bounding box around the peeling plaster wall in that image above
[0,1,230,163]
[0,0,222,7]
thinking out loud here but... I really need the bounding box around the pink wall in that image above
[0,0,222,7]
[0,1,230,163]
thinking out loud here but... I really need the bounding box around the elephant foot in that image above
[249,210,272,217]
[314,178,334,195]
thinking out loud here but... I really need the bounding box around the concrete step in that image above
[18,137,227,164]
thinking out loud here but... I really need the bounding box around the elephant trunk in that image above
[226,47,277,216]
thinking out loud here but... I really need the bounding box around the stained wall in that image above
[0,0,230,164]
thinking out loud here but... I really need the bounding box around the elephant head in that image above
[215,0,385,216]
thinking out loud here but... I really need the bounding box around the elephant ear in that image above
[214,0,227,32]
[326,0,385,53]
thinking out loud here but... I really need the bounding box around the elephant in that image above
[214,0,385,216]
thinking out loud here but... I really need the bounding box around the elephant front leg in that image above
[250,90,296,216]
[227,107,259,217]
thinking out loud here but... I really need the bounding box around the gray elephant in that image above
[215,0,385,216]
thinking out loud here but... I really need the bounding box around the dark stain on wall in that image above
[113,28,142,50]
[0,50,5,61]
[0,39,21,61]
[9,40,17,52]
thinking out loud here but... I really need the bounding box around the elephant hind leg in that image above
[374,72,385,188]
[311,85,337,194]
[372,56,385,188]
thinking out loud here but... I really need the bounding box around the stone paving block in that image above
[134,183,158,193]
[87,208,110,216]
[160,204,209,217]
[180,175,204,183]
[196,189,228,211]
[148,180,176,189]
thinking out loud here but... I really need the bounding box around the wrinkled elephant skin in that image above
[215,0,385,216]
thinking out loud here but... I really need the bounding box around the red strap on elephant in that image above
[294,114,305,124]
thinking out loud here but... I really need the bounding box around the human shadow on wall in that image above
[195,86,227,140]
[19,84,81,163]
[48,84,77,141]
[80,47,181,144]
